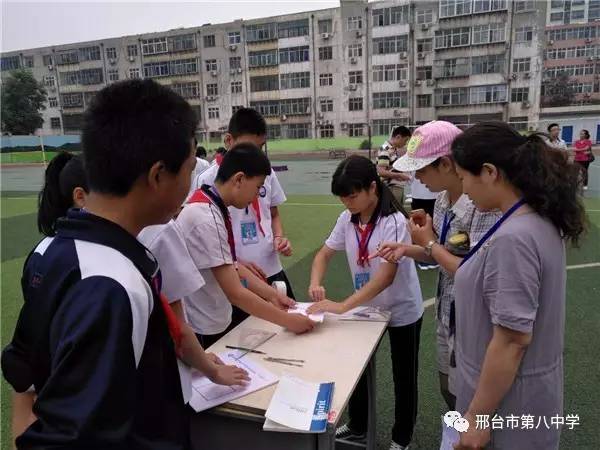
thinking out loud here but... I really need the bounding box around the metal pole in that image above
[368,123,372,161]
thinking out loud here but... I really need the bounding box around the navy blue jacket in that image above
[2,210,188,449]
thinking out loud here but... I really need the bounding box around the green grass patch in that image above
[0,151,59,165]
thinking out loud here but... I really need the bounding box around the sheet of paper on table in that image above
[189,351,278,412]
[326,305,391,321]
[287,302,325,323]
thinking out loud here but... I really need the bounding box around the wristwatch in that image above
[424,240,436,257]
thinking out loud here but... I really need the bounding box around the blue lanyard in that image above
[440,211,454,245]
[459,199,525,267]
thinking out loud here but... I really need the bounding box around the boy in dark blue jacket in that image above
[2,79,198,449]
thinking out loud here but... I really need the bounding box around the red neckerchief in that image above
[354,221,376,268]
[215,155,265,236]
[151,277,183,358]
[187,186,237,262]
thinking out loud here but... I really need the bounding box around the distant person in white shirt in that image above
[377,126,412,205]
[194,143,210,174]
[546,123,568,151]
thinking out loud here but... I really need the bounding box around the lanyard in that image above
[354,221,377,268]
[459,199,525,268]
[151,277,183,358]
[440,211,455,245]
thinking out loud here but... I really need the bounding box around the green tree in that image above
[542,72,576,107]
[1,68,47,135]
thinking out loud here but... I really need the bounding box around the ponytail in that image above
[37,152,88,236]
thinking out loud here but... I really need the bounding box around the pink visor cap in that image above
[393,121,463,172]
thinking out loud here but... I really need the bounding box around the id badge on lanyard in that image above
[354,272,371,290]
[240,220,259,245]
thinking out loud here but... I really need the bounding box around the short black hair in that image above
[391,126,411,138]
[547,123,560,132]
[82,79,197,196]
[215,143,271,183]
[581,129,590,139]
[228,107,267,138]
[196,146,207,158]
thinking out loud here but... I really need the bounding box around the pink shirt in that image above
[574,139,592,162]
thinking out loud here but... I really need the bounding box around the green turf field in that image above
[1,193,599,449]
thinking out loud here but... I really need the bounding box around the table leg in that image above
[366,355,376,450]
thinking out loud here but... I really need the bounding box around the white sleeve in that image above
[383,213,410,245]
[181,205,233,270]
[138,222,205,302]
[324,211,348,251]
[269,171,287,207]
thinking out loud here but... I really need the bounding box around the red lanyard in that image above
[151,277,183,358]
[354,221,376,268]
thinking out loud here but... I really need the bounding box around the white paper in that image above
[288,302,325,323]
[265,375,320,431]
[177,359,193,404]
[327,305,390,321]
[189,351,278,412]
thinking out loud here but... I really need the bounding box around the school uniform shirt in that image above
[377,142,406,188]
[454,212,565,449]
[1,209,187,450]
[176,199,234,335]
[410,176,437,200]
[194,164,287,277]
[325,210,424,327]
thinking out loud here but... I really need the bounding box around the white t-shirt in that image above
[193,157,210,180]
[410,175,438,200]
[194,164,287,277]
[137,220,205,303]
[325,210,424,327]
[176,201,234,335]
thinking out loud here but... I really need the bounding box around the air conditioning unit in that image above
[230,69,236,75]
[316,119,322,126]
[128,56,135,62]
[548,39,555,46]
[341,122,348,130]
[585,38,593,44]
[322,32,330,39]
[393,109,404,117]
[350,57,357,64]
[426,79,435,86]
[281,114,287,121]
[415,79,422,86]
[317,112,324,119]
[355,30,363,38]
[229,44,237,51]
[399,80,407,87]
[237,67,242,73]
[418,52,425,59]
[588,56,595,61]
[421,23,430,31]
[524,72,531,79]
[522,101,531,108]
[511,73,518,80]
[399,52,408,59]
[109,58,116,65]
[205,95,216,101]
[47,64,54,71]
[348,84,357,91]
[211,70,218,76]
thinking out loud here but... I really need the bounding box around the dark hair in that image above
[547,123,560,132]
[331,155,408,219]
[451,121,586,246]
[215,142,271,183]
[391,126,411,138]
[82,79,197,196]
[581,129,590,139]
[196,146,207,158]
[216,146,227,155]
[37,152,88,236]
[228,108,267,138]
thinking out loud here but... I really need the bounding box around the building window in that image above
[416,9,434,24]
[50,117,61,129]
[472,23,506,45]
[127,44,138,58]
[471,54,505,75]
[348,44,362,58]
[544,64,594,77]
[61,92,84,108]
[267,124,281,139]
[79,46,101,61]
[348,123,364,137]
[251,75,279,92]
[286,123,311,139]
[320,124,334,138]
[347,16,363,31]
[43,75,56,86]
[231,81,243,94]
[515,0,536,11]
[373,91,408,109]
[56,51,79,65]
[373,64,408,82]
[547,26,599,41]
[440,0,472,18]
[571,9,585,20]
[417,66,433,80]
[170,58,198,76]
[372,6,410,26]
[373,35,409,55]
[205,59,218,72]
[470,84,508,104]
[108,70,119,82]
[43,55,53,66]
[319,73,333,86]
[437,58,470,78]
[170,34,196,52]
[48,97,58,107]
[171,82,200,99]
[203,35,216,48]
[319,46,333,60]
[280,97,311,115]
[79,68,104,85]
[208,107,219,119]
[434,87,469,106]
[230,57,242,69]
[318,19,332,34]
[228,31,241,45]
[417,39,433,52]
[349,97,363,111]
[512,58,531,73]
[22,56,34,68]
[278,19,309,38]
[249,49,278,67]
[417,94,432,107]
[279,46,309,64]
[590,0,600,20]
[435,27,470,49]
[280,72,310,89]
[106,47,117,60]
[206,83,218,96]
[246,23,278,42]
[232,105,243,115]
[141,37,168,55]
[349,71,363,84]
[511,87,530,102]
[60,71,80,86]
[473,0,507,13]
[515,26,534,42]
[129,68,140,79]
[373,119,406,135]
[250,100,280,117]
[320,99,333,112]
